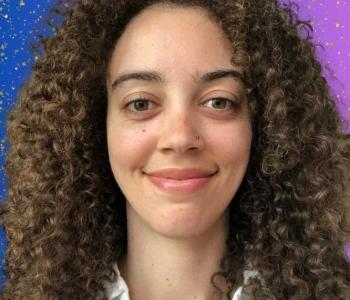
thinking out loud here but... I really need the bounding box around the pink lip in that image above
[145,168,217,194]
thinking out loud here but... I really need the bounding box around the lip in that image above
[145,168,217,194]
[145,168,217,180]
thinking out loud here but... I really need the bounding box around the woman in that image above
[1,0,350,299]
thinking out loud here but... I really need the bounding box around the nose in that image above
[157,106,204,154]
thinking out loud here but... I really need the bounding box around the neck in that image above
[118,204,230,300]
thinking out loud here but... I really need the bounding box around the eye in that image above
[203,97,239,112]
[124,98,156,113]
[124,97,240,114]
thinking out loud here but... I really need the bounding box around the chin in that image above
[151,218,217,241]
[156,229,203,240]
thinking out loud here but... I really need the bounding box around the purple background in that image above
[0,0,349,289]
[293,0,350,129]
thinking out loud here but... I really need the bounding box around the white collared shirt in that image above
[104,262,262,300]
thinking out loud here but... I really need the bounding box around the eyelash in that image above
[124,97,240,114]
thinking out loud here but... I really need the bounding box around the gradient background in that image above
[0,0,349,291]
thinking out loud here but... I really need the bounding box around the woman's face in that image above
[106,4,252,239]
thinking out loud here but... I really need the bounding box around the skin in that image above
[106,4,252,300]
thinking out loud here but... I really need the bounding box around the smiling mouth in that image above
[146,171,217,194]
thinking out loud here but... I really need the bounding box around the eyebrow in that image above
[110,69,247,92]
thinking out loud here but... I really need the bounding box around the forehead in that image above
[124,4,223,40]
[107,4,235,81]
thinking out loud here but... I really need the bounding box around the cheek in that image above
[207,121,252,165]
[107,120,152,173]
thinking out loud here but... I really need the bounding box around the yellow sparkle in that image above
[335,22,340,28]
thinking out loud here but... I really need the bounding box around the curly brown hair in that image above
[1,0,350,299]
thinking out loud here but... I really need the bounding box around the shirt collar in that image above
[103,262,130,300]
[104,262,262,300]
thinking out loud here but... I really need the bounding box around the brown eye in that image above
[125,98,155,112]
[205,97,239,111]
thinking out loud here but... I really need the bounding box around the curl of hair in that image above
[1,0,350,299]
